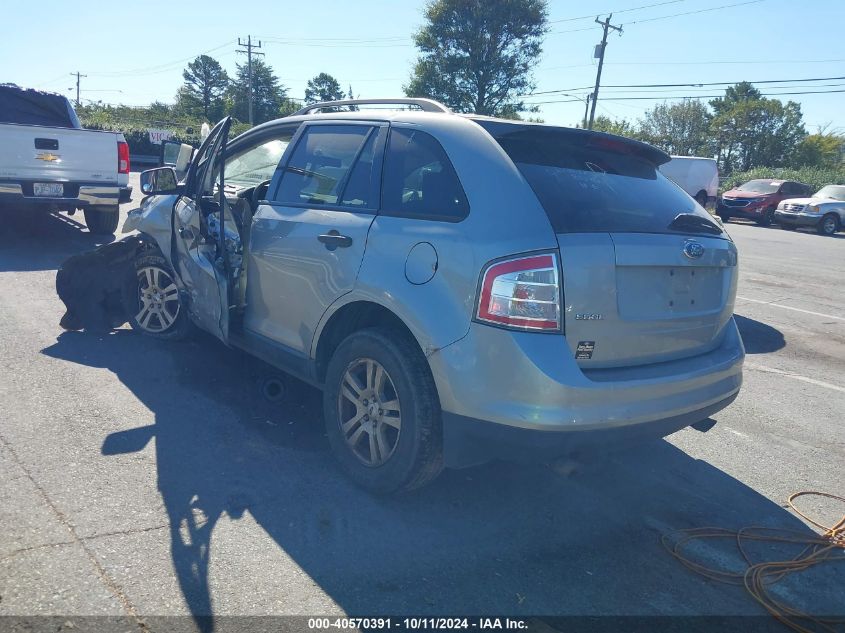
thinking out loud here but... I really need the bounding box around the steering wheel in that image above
[250,179,272,211]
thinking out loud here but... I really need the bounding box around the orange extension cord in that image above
[662,492,845,633]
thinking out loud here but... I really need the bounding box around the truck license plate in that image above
[33,183,63,197]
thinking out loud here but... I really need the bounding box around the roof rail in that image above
[292,98,451,116]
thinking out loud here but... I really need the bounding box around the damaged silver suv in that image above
[108,98,742,493]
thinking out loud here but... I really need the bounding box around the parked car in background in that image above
[658,156,719,209]
[717,179,811,226]
[0,84,130,234]
[774,184,845,235]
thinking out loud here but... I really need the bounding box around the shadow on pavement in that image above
[0,205,115,272]
[734,314,786,354]
[41,330,841,632]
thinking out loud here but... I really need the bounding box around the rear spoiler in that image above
[473,119,671,166]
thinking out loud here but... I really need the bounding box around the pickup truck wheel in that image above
[323,328,443,494]
[695,191,707,208]
[122,253,190,340]
[84,205,119,235]
[817,213,840,236]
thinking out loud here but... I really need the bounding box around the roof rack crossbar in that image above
[292,98,451,116]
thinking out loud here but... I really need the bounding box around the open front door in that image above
[171,117,233,343]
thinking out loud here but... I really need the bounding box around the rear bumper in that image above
[774,210,820,227]
[0,181,119,208]
[428,317,744,467]
[442,393,737,467]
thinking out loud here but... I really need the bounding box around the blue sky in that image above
[4,0,843,131]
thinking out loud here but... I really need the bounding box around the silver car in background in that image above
[124,98,744,493]
[775,185,845,235]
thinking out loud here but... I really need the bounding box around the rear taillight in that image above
[118,141,130,174]
[476,253,560,331]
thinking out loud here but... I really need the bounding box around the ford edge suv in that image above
[118,98,744,493]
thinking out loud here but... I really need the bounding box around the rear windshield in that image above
[484,126,720,235]
[737,180,781,194]
[0,86,79,128]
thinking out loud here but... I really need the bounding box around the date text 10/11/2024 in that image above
[307,618,529,630]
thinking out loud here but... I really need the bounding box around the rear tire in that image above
[122,252,190,340]
[817,213,840,236]
[84,205,119,235]
[695,191,708,208]
[323,328,443,494]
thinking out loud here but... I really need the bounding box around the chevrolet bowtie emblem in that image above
[36,152,60,162]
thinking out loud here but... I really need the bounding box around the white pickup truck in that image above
[0,84,130,234]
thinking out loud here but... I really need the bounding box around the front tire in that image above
[817,213,840,236]
[323,328,443,494]
[84,205,119,235]
[757,207,776,227]
[122,253,190,340]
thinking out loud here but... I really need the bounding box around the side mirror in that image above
[160,140,195,179]
[140,167,179,196]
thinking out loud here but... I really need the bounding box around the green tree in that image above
[178,55,229,120]
[590,115,639,138]
[638,100,712,156]
[304,73,345,104]
[405,0,548,116]
[227,59,288,125]
[709,82,806,172]
[278,98,301,117]
[791,132,844,168]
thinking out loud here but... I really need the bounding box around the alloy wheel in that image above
[822,216,837,235]
[135,266,180,333]
[337,358,402,466]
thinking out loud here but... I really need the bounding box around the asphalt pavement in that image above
[1,174,842,632]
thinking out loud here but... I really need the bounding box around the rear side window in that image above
[276,125,377,208]
[381,128,469,221]
[489,129,717,234]
[0,86,79,128]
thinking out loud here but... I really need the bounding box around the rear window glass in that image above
[0,86,79,128]
[381,128,469,221]
[488,129,719,235]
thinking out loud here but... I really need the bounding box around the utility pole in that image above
[236,36,264,125]
[588,14,622,130]
[582,93,592,129]
[70,71,87,107]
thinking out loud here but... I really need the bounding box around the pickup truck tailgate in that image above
[0,124,118,183]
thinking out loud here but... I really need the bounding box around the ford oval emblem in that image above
[683,240,705,259]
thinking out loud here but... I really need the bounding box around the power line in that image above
[551,0,766,34]
[597,82,845,94]
[526,88,845,105]
[549,0,687,23]
[524,75,845,96]
[540,58,845,71]
[86,41,234,77]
